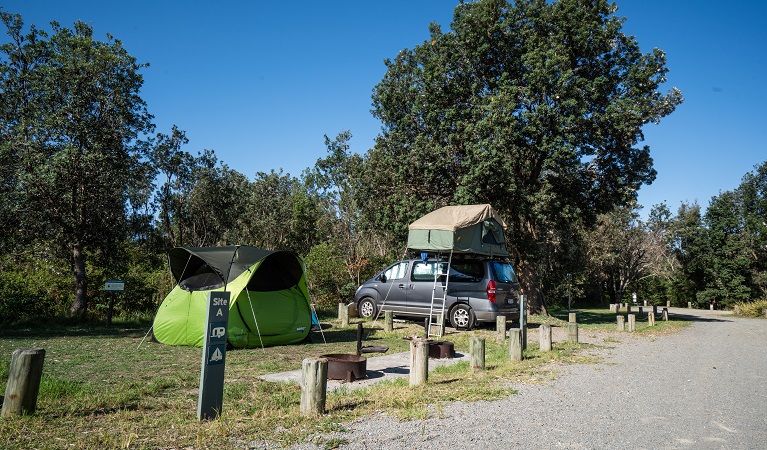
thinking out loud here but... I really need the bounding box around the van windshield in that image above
[490,261,518,283]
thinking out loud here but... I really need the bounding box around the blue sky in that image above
[3,0,765,216]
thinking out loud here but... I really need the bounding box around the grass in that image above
[0,307,689,449]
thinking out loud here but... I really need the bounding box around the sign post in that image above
[102,280,125,327]
[197,291,230,420]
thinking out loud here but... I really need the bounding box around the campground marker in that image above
[197,291,230,420]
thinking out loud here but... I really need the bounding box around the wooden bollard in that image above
[539,324,552,351]
[617,315,625,331]
[638,307,644,315]
[409,338,429,386]
[628,314,636,332]
[300,357,327,416]
[627,304,632,313]
[569,312,577,323]
[509,328,523,361]
[666,300,671,308]
[338,302,349,327]
[469,337,485,371]
[2,348,46,417]
[648,311,656,327]
[688,301,692,308]
[567,323,579,343]
[384,310,393,332]
[496,316,507,339]
[662,308,669,321]
[652,305,658,316]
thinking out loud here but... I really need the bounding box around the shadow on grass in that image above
[0,323,151,340]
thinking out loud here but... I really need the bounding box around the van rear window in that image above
[490,261,518,283]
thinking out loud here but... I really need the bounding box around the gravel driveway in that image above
[299,308,767,449]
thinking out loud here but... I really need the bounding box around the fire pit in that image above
[428,341,455,359]
[320,323,388,382]
[320,353,367,382]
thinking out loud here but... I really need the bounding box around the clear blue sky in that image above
[4,0,765,216]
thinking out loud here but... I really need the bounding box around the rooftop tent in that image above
[407,204,509,256]
[153,246,312,348]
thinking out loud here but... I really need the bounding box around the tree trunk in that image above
[68,242,88,320]
[516,261,548,315]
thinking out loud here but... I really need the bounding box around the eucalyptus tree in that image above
[363,0,683,312]
[0,12,154,319]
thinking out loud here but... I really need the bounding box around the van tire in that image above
[449,304,475,330]
[358,298,377,319]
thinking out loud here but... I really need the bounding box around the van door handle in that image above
[398,284,406,289]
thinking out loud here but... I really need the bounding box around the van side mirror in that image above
[379,273,387,283]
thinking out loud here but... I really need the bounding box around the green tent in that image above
[407,204,509,256]
[152,246,312,348]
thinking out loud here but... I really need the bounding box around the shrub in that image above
[732,299,767,317]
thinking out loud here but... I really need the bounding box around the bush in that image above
[732,299,767,317]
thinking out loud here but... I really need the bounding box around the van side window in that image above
[450,261,484,282]
[412,262,445,282]
[381,262,409,281]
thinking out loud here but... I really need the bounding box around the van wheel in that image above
[358,298,377,318]
[450,304,475,330]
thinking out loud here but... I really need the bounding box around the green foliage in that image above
[304,242,347,308]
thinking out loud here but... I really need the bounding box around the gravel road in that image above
[297,308,767,449]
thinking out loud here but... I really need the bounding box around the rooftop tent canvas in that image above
[407,204,509,256]
[152,246,312,348]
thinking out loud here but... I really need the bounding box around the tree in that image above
[698,191,752,308]
[584,204,656,304]
[363,0,683,312]
[150,125,192,249]
[738,161,767,298]
[0,12,154,319]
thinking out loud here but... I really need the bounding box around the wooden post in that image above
[519,295,527,350]
[409,338,429,386]
[666,300,671,308]
[617,315,625,331]
[496,315,507,339]
[662,308,669,321]
[509,328,523,361]
[384,311,393,332]
[628,314,636,332]
[2,348,46,417]
[652,305,658,316]
[688,301,692,309]
[638,307,644,315]
[567,323,579,343]
[627,304,632,313]
[338,302,349,327]
[539,324,552,351]
[469,337,485,372]
[648,311,656,327]
[347,302,358,318]
[300,358,327,416]
[568,312,577,323]
[710,303,714,311]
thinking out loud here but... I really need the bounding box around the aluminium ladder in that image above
[426,250,453,338]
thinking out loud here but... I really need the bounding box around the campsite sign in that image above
[198,291,230,420]
[102,280,125,292]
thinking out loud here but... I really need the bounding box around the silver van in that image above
[354,257,520,330]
